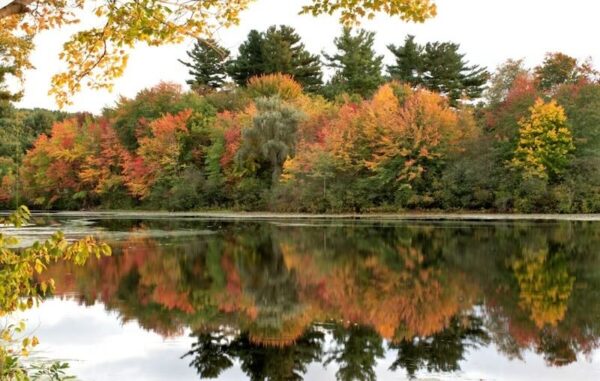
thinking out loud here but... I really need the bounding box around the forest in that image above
[2,26,600,213]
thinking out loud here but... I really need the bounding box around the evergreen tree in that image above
[227,26,323,92]
[179,38,230,93]
[227,30,265,86]
[261,25,323,92]
[323,27,384,99]
[387,35,423,85]
[388,37,489,106]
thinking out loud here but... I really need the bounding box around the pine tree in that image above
[387,35,423,85]
[226,26,322,92]
[323,27,384,99]
[179,39,230,93]
[388,37,489,106]
[227,30,264,87]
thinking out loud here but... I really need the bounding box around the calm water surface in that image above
[11,214,600,380]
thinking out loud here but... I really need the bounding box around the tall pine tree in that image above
[388,36,489,106]
[227,25,323,92]
[387,35,422,85]
[180,38,230,93]
[323,28,384,99]
[227,30,264,87]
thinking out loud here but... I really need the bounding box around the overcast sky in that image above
[9,0,600,113]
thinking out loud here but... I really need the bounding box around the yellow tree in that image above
[511,99,574,180]
[0,0,437,107]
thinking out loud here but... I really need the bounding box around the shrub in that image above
[246,74,303,100]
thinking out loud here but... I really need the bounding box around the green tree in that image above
[236,97,304,185]
[326,325,384,381]
[389,316,489,378]
[555,82,600,211]
[227,30,264,86]
[388,36,488,105]
[534,52,593,92]
[387,35,422,85]
[105,82,206,151]
[260,25,323,92]
[227,25,323,92]
[323,27,384,98]
[179,38,230,93]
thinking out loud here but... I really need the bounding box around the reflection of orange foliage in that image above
[42,224,594,360]
[45,232,197,336]
[217,252,245,314]
[280,239,475,341]
[325,255,469,340]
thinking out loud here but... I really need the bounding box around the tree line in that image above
[1,25,600,212]
[181,26,489,104]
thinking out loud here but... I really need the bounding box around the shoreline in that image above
[4,210,600,222]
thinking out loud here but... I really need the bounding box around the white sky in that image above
[8,0,600,113]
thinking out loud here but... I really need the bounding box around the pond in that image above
[10,213,600,380]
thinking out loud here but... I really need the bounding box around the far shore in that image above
[3,210,600,222]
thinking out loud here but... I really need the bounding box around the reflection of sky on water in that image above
[3,219,216,248]
[16,299,600,381]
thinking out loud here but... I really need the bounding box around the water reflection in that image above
[39,218,600,379]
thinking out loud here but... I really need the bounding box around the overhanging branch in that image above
[0,0,35,19]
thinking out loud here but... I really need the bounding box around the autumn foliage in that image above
[9,52,600,213]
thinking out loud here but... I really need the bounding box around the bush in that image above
[166,168,206,211]
[246,74,303,100]
[233,177,268,211]
[513,177,551,213]
[205,89,252,113]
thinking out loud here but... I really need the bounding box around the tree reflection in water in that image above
[42,218,600,379]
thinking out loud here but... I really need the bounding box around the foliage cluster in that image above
[0,206,111,379]
[1,32,600,212]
